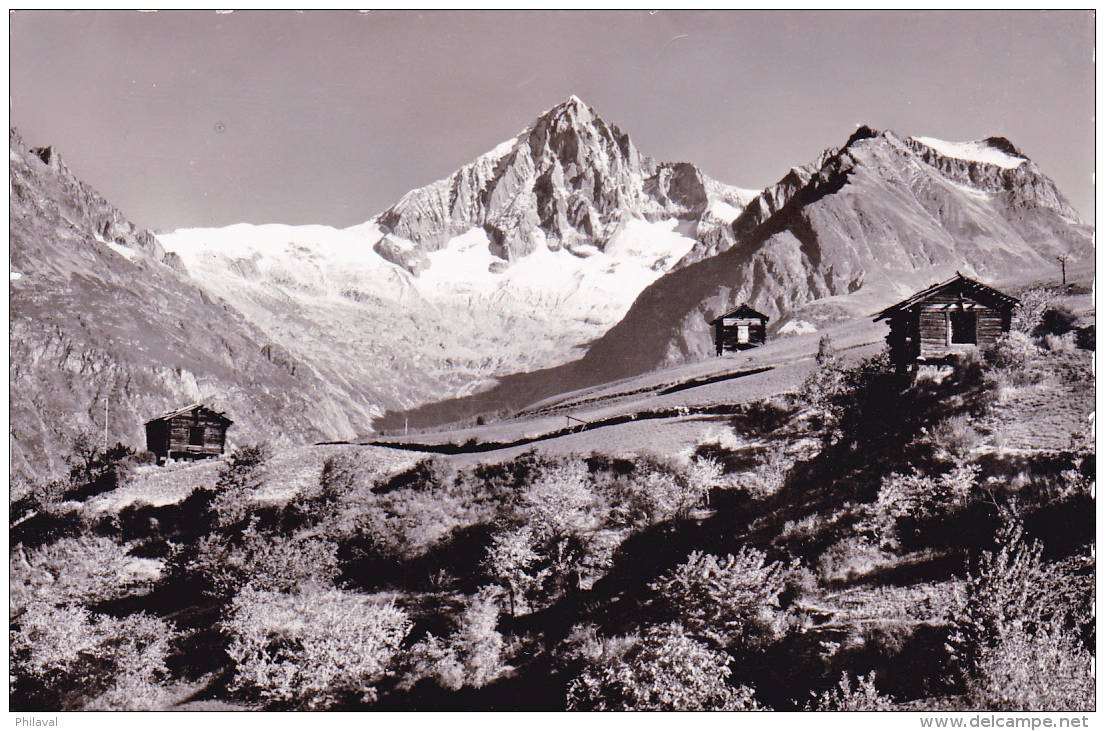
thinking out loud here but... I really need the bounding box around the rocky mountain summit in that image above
[374,96,756,272]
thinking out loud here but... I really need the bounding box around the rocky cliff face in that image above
[374,96,756,269]
[578,127,1095,379]
[9,131,376,481]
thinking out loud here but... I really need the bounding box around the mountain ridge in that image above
[10,101,1095,467]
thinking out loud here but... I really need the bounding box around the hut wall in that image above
[977,310,1005,347]
[918,309,949,359]
[166,411,230,459]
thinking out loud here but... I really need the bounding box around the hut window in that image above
[189,424,204,445]
[950,310,977,344]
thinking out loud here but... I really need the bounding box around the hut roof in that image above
[709,303,769,325]
[874,273,1019,322]
[145,403,233,426]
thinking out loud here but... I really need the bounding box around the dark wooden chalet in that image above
[145,404,232,462]
[874,273,1019,371]
[710,304,769,355]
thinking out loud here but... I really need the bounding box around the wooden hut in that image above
[145,404,232,463]
[710,304,769,355]
[874,273,1019,371]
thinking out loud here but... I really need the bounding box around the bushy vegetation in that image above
[11,328,1093,710]
[565,622,759,711]
[224,586,411,709]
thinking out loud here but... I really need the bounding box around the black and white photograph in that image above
[8,9,1095,714]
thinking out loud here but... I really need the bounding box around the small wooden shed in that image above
[710,304,769,355]
[874,273,1019,371]
[145,404,232,463]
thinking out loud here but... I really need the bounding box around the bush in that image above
[211,444,268,529]
[983,332,1041,385]
[947,516,1087,693]
[11,603,176,710]
[649,549,788,651]
[817,535,889,586]
[868,464,979,549]
[972,618,1094,711]
[225,586,411,709]
[170,529,339,598]
[809,672,893,711]
[11,536,156,611]
[629,458,718,523]
[1012,288,1055,334]
[799,337,844,408]
[521,460,600,537]
[1035,305,1077,337]
[64,435,138,502]
[485,526,543,616]
[401,587,507,691]
[566,623,759,711]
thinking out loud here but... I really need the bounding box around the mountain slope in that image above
[8,131,372,480]
[578,127,1094,378]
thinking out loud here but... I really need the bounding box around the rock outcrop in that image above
[374,96,756,270]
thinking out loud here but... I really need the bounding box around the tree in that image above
[799,337,844,406]
[485,526,542,616]
[648,549,788,651]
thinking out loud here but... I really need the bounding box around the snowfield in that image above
[157,216,702,417]
[912,136,1026,169]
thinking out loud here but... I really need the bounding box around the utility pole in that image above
[103,394,109,451]
[1056,254,1068,285]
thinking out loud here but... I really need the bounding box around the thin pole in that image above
[104,394,109,450]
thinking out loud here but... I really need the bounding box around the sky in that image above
[9,9,1096,231]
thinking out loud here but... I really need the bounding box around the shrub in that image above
[984,332,1045,388]
[11,602,103,680]
[11,536,155,611]
[211,444,268,528]
[521,460,600,537]
[1012,288,1055,334]
[972,618,1093,711]
[1074,324,1094,351]
[809,672,893,711]
[65,434,137,501]
[632,457,718,522]
[401,587,507,691]
[817,535,888,586]
[741,443,792,499]
[225,586,411,709]
[649,549,788,651]
[946,516,1085,691]
[799,337,844,408]
[566,623,759,711]
[11,603,176,710]
[171,529,339,598]
[868,464,978,548]
[1035,305,1077,337]
[81,613,176,711]
[929,414,981,461]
